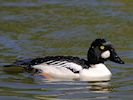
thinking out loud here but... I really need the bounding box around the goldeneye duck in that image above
[4,38,124,81]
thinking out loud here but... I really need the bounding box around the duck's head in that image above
[87,38,124,64]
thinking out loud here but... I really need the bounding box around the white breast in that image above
[80,63,112,81]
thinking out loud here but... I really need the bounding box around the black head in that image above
[87,38,124,64]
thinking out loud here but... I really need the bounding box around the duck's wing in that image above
[4,56,90,73]
[31,56,90,73]
[34,61,83,73]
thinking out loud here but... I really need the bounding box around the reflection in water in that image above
[37,77,111,92]
[34,78,112,99]
[88,82,111,93]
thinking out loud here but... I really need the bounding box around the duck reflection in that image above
[35,75,112,93]
[87,81,112,93]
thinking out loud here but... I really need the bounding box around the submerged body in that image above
[4,39,124,81]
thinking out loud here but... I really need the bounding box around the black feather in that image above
[4,56,90,73]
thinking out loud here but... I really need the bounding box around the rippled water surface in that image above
[0,0,133,100]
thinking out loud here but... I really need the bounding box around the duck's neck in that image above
[87,48,105,64]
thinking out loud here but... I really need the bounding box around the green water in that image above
[0,0,133,100]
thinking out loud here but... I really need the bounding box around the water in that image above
[0,0,133,100]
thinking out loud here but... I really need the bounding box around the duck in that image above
[4,38,124,81]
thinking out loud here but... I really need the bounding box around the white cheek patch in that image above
[101,50,110,59]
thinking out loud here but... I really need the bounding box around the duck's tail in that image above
[3,58,33,73]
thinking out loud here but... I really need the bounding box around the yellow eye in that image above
[100,46,105,50]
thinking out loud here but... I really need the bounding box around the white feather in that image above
[62,62,83,71]
[80,63,112,81]
[45,60,54,63]
[32,62,81,79]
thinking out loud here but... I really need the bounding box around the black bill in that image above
[109,49,124,64]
